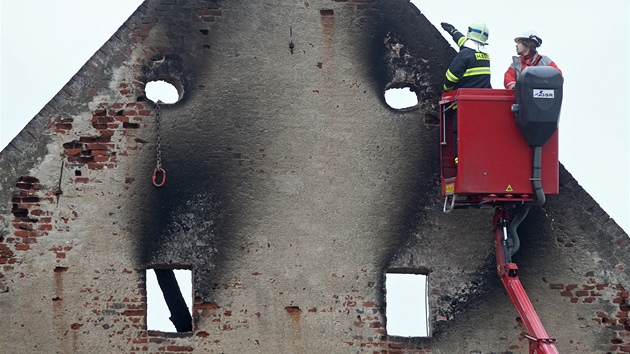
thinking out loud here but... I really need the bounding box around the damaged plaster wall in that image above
[0,0,628,353]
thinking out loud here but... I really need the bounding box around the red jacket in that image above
[504,53,562,89]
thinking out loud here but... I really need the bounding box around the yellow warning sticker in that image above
[445,184,454,194]
[505,185,513,192]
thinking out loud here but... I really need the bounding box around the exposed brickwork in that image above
[549,277,630,353]
[57,103,151,171]
[1,177,55,289]
[1,2,227,348]
[0,1,627,353]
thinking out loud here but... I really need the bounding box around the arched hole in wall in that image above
[385,272,430,337]
[384,86,418,110]
[146,268,193,332]
[145,80,181,104]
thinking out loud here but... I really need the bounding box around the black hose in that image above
[508,205,530,256]
[507,146,544,256]
[532,146,545,205]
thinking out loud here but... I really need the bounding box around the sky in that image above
[0,0,628,334]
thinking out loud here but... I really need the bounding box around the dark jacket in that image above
[443,31,491,91]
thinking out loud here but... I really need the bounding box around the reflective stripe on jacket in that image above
[504,54,562,89]
[443,41,492,91]
[443,37,492,91]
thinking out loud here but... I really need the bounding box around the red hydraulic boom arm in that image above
[493,208,558,354]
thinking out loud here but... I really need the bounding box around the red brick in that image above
[14,244,29,251]
[86,143,110,150]
[14,230,36,237]
[87,163,105,170]
[98,129,114,137]
[55,123,73,131]
[166,346,194,352]
[121,310,144,316]
[194,302,220,310]
[93,156,110,163]
[388,342,416,350]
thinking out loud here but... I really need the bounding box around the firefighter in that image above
[440,21,492,92]
[440,21,491,164]
[504,30,562,89]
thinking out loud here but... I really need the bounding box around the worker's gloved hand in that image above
[441,22,457,35]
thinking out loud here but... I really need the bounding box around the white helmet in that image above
[514,30,542,47]
[467,21,489,45]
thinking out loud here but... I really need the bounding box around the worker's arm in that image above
[504,67,517,90]
[548,60,563,78]
[441,22,467,47]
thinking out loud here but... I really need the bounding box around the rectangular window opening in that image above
[146,268,193,333]
[385,271,430,337]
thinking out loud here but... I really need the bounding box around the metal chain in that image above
[152,100,166,187]
[155,100,162,170]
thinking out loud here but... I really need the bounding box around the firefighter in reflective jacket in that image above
[441,21,492,92]
[504,30,562,89]
[440,21,491,164]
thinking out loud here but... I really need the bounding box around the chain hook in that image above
[152,167,166,187]
[152,100,166,187]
